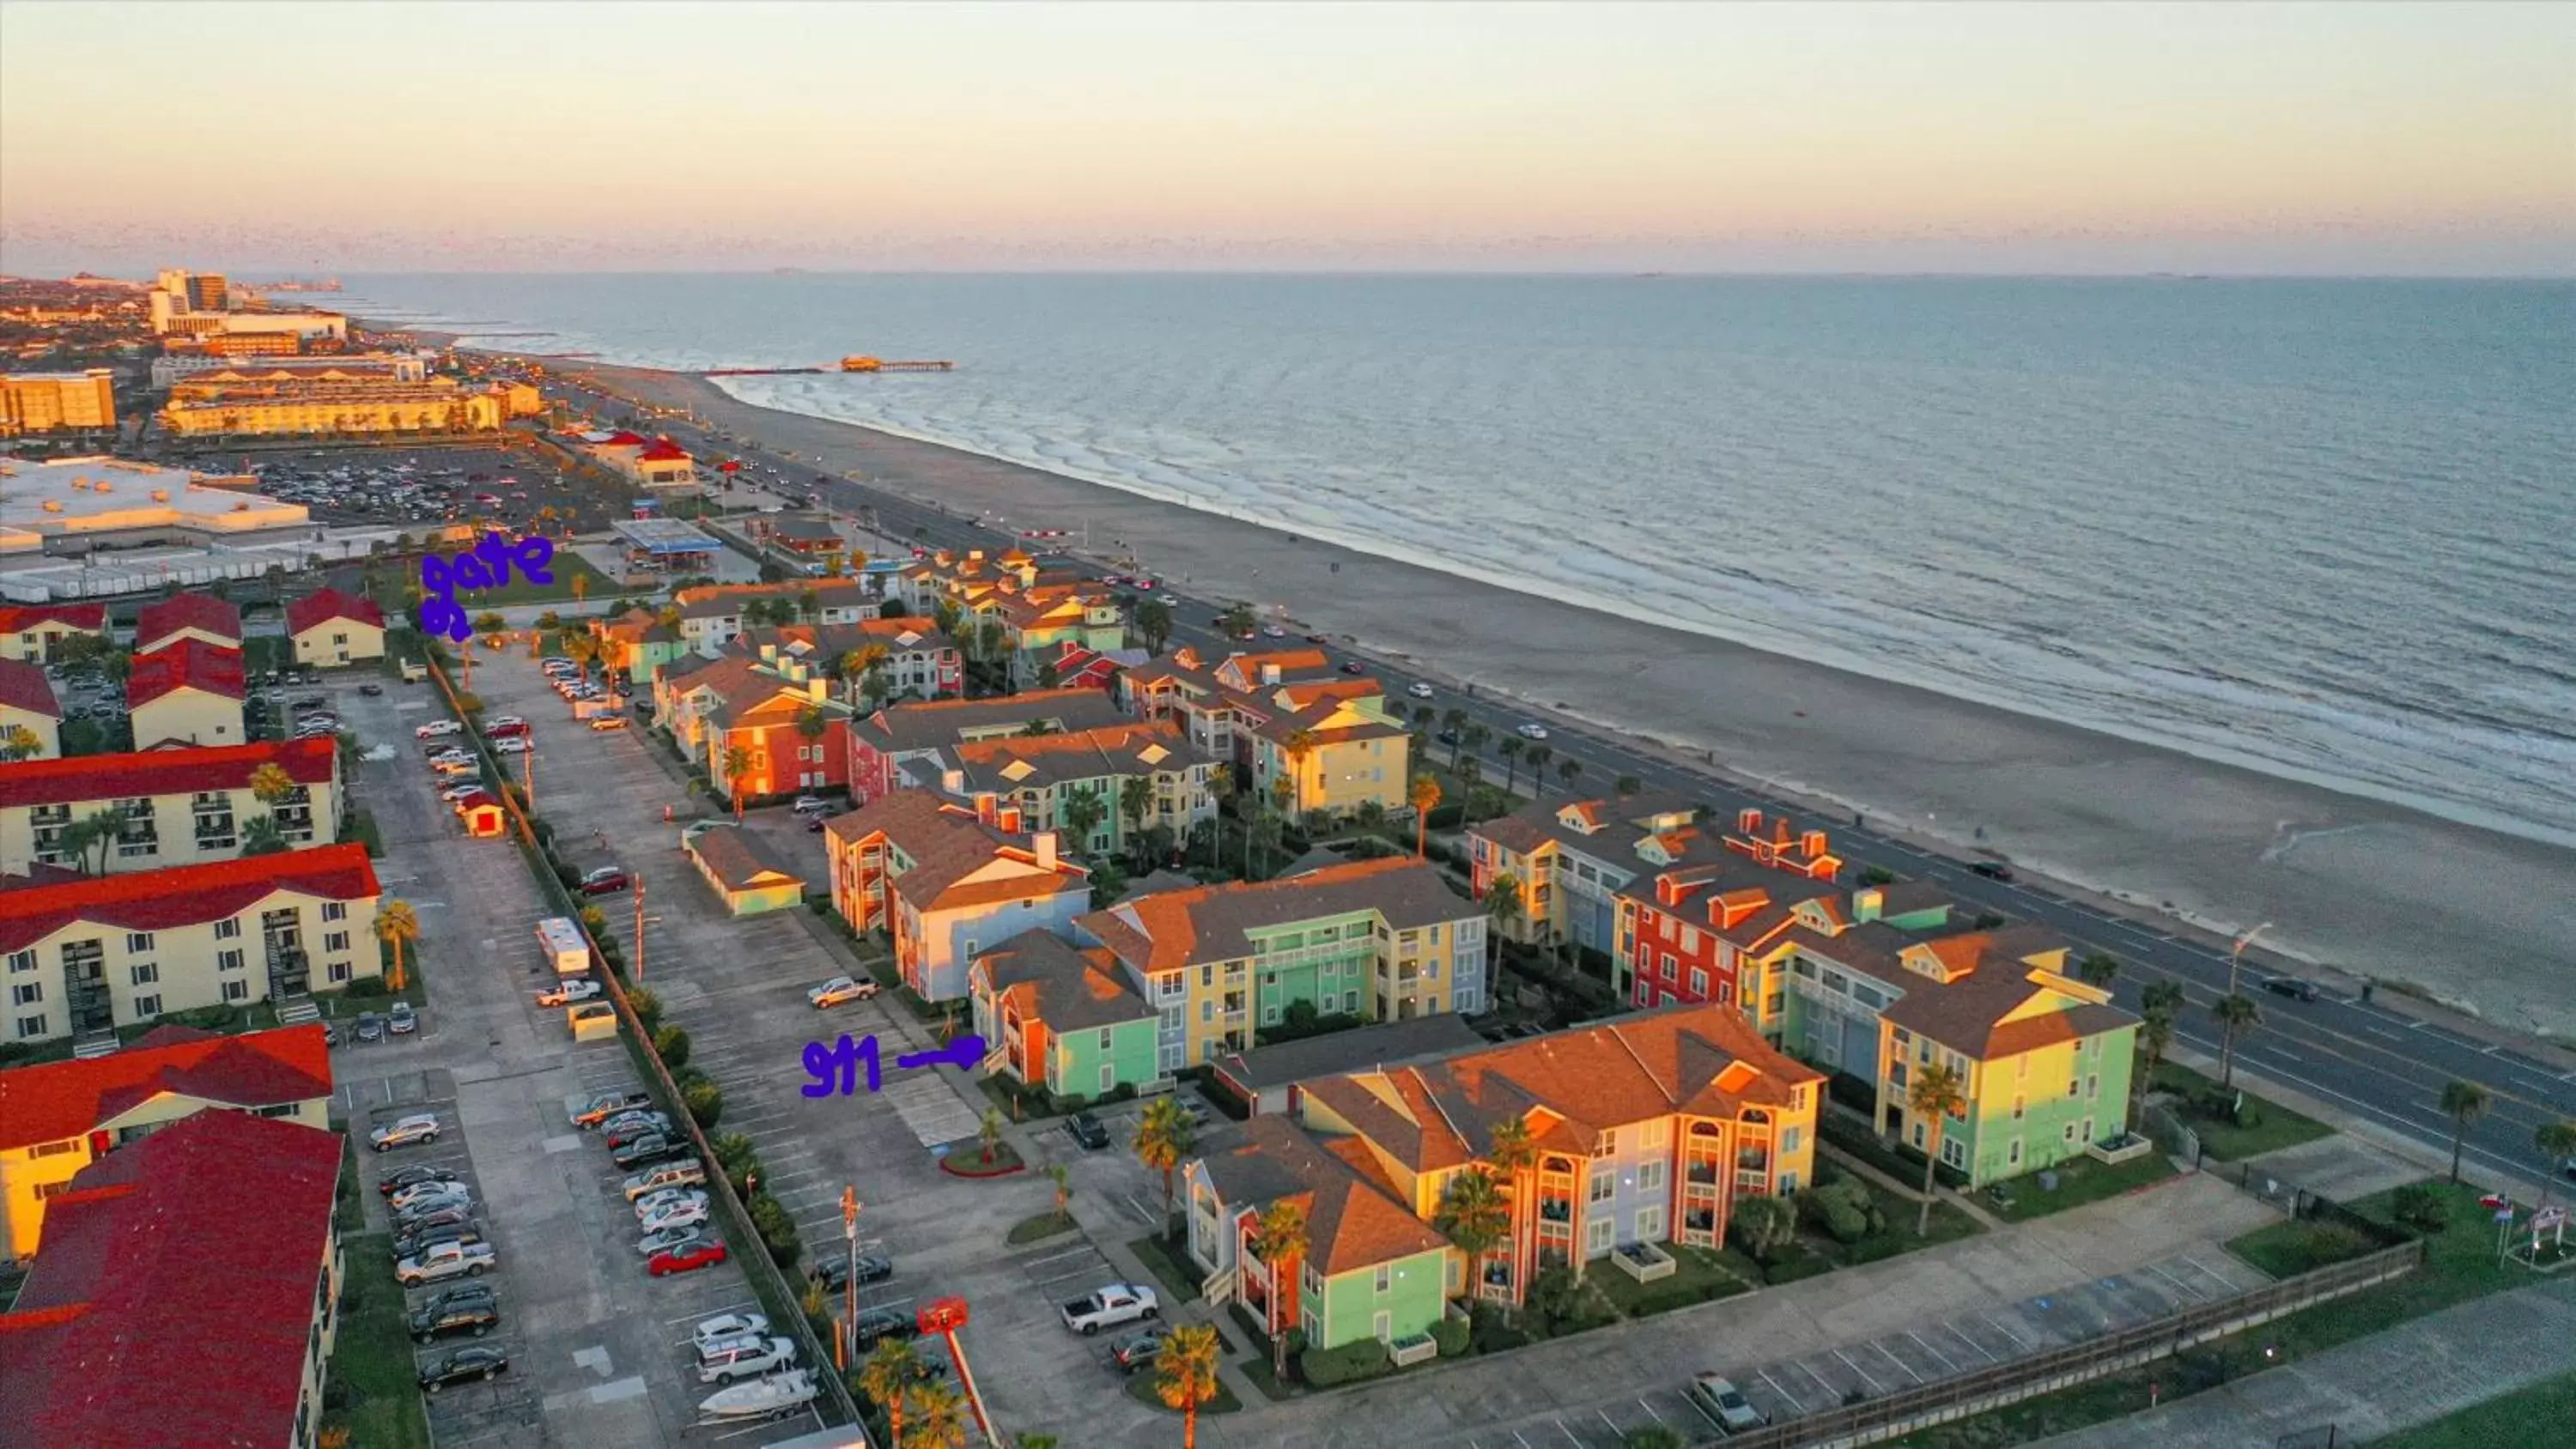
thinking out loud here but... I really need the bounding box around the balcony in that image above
[1537,1199,1572,1224]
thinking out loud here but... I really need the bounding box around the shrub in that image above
[1798,1178,1884,1245]
[579,905,608,935]
[1099,1082,1137,1105]
[1468,1302,1530,1354]
[1764,1250,1835,1286]
[684,1081,723,1128]
[1858,866,1896,887]
[750,1193,801,1267]
[653,1025,692,1071]
[342,977,392,999]
[2391,1183,2451,1235]
[1300,1338,1394,1387]
[629,986,664,1033]
[554,862,582,888]
[1425,803,1466,830]
[1429,1313,1470,1359]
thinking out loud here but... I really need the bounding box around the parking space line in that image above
[1755,1370,1805,1413]
[2142,1261,2202,1302]
[1833,1347,1886,1392]
[1555,1422,1582,1447]
[1985,1313,2032,1350]
[1872,1341,1923,1383]
[1943,1321,1996,1362]
[1633,1397,1664,1422]
[1907,1331,1958,1374]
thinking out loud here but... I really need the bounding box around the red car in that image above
[486,721,531,739]
[648,1237,728,1277]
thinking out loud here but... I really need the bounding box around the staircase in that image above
[276,995,321,1026]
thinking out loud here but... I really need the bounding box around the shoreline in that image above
[428,334,2575,1036]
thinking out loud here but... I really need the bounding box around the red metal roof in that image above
[131,591,243,651]
[0,841,379,955]
[0,735,335,809]
[600,430,647,446]
[126,638,246,706]
[0,1022,332,1152]
[0,603,106,634]
[283,585,386,636]
[0,1110,343,1449]
[635,438,690,462]
[0,657,61,719]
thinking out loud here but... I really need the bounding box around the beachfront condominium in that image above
[1120,646,1416,819]
[822,791,1091,1002]
[0,370,118,436]
[891,545,1126,682]
[932,719,1218,859]
[1182,1003,1823,1348]
[842,687,1131,807]
[1075,857,1488,1074]
[969,931,1163,1102]
[670,579,878,652]
[651,651,854,805]
[732,621,963,705]
[157,375,512,438]
[0,737,343,876]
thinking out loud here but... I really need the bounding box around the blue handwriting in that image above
[801,1034,987,1098]
[417,532,556,642]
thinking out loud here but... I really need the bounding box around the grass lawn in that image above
[1126,1233,1204,1304]
[1006,1210,1079,1246]
[1589,1243,1760,1318]
[2375,1369,2576,1449]
[361,550,614,609]
[1989,1152,2180,1222]
[326,1234,432,1449]
[2152,1061,2335,1160]
[1239,1350,1300,1401]
[1122,1370,1243,1416]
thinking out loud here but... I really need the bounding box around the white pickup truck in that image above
[1060,1282,1159,1336]
[396,1240,497,1286]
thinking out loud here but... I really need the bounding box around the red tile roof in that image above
[283,585,386,636]
[0,657,61,719]
[600,430,647,446]
[0,603,106,635]
[0,1022,332,1152]
[0,842,378,955]
[635,438,690,462]
[0,1110,342,1449]
[126,638,246,706]
[131,591,243,651]
[0,736,334,809]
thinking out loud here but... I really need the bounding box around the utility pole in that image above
[521,735,536,807]
[839,1187,862,1373]
[2227,923,2271,999]
[632,875,647,980]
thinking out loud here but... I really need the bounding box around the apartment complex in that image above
[1121,647,1414,818]
[149,351,429,388]
[969,931,1161,1101]
[1184,1004,1823,1351]
[0,737,342,876]
[127,638,246,748]
[823,791,1091,1002]
[737,621,962,705]
[283,586,386,666]
[0,1108,347,1449]
[0,658,63,759]
[653,651,854,803]
[0,843,384,1046]
[0,369,117,436]
[158,374,513,437]
[843,687,1130,807]
[0,1022,333,1259]
[933,719,1218,858]
[671,579,877,652]
[132,590,243,653]
[1076,857,1487,1075]
[590,605,690,685]
[891,545,1126,682]
[0,603,107,664]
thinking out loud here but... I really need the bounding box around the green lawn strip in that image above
[1121,1370,1243,1415]
[2372,1369,2576,1449]
[1237,1350,1299,1401]
[1124,1233,1204,1304]
[2151,1062,2334,1160]
[1006,1211,1079,1246]
[363,549,612,609]
[326,1234,432,1449]
[1894,1179,2529,1448]
[1589,1244,1760,1318]
[1988,1153,2179,1222]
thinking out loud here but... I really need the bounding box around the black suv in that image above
[851,1306,918,1350]
[2263,977,2321,1003]
[811,1252,894,1294]
[409,1299,500,1343]
[1067,1112,1109,1150]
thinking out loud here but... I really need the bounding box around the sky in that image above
[2,0,2570,276]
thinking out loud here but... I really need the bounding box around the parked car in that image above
[1109,1331,1163,1375]
[1067,1112,1109,1151]
[395,1240,495,1287]
[638,1224,711,1258]
[791,794,834,816]
[390,1178,470,1212]
[602,1113,674,1149]
[1339,661,1366,675]
[440,782,489,805]
[392,1224,483,1263]
[359,682,385,697]
[807,975,878,1009]
[623,1160,707,1200]
[698,1335,799,1385]
[387,1001,417,1035]
[611,1132,686,1170]
[640,1197,712,1235]
[393,1201,476,1236]
[1060,1282,1158,1335]
[491,737,532,755]
[369,1113,441,1153]
[580,866,630,896]
[432,755,482,777]
[380,1165,461,1197]
[691,1311,772,1355]
[484,716,527,733]
[1688,1373,1767,1433]
[809,1252,893,1294]
[415,1282,495,1319]
[1407,682,1435,699]
[416,719,464,739]
[409,1299,500,1344]
[537,978,603,1007]
[573,1089,654,1128]
[589,715,630,731]
[647,1236,729,1277]
[635,1187,710,1223]
[419,1346,509,1392]
[2263,976,2321,1003]
[850,1306,918,1350]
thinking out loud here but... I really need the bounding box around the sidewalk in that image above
[2035,1275,2576,1449]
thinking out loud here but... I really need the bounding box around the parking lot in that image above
[468,645,1224,1445]
[191,443,645,538]
[327,670,782,1448]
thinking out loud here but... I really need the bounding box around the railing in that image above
[1703,1240,2423,1449]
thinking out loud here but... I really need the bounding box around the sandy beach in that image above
[550,356,2573,1037]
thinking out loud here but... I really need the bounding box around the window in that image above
[1780,1126,1801,1155]
[218,949,244,972]
[2063,1122,2079,1144]
[1778,1170,1799,1194]
[1689,967,1708,997]
[33,1179,77,1201]
[222,979,251,1003]
[1344,990,1358,1013]
[321,900,349,923]
[1637,1161,1665,1193]
[2011,1096,2024,1120]
[1373,1265,1390,1293]
[1097,1028,1114,1050]
[324,931,350,954]
[1200,1000,1213,1024]
[28,1139,80,1158]
[1680,925,1699,953]
[1941,1136,1965,1168]
[328,961,350,985]
[2067,1077,2081,1099]
[15,1015,46,1040]
[1636,1205,1665,1240]
[1640,1119,1670,1149]
[134,994,161,1017]
[1586,1216,1614,1253]
[7,950,33,974]
[2086,1075,2099,1100]
[125,931,155,954]
[129,963,159,986]
[214,919,240,940]
[2008,1137,2023,1167]
[11,984,39,1007]
[1589,1167,1614,1203]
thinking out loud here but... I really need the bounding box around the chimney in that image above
[1737,807,1762,835]
[1853,888,1883,924]
[1262,664,1282,685]
[1033,830,1059,872]
[1771,816,1792,849]
[807,676,828,703]
[1656,872,1685,907]
[759,643,777,664]
[943,769,966,796]
[1801,829,1828,859]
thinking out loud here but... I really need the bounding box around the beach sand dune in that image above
[577,360,2576,1037]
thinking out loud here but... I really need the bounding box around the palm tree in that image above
[1525,744,1553,797]
[569,571,589,606]
[1906,1061,1967,1236]
[1557,758,1581,795]
[1153,1324,1223,1449]
[1485,871,1525,958]
[249,761,297,812]
[1249,1198,1309,1379]
[859,1338,923,1445]
[1118,776,1153,864]
[1441,708,1469,767]
[977,1106,1005,1166]
[1498,737,1524,792]
[60,809,122,875]
[2537,1120,2576,1210]
[2439,1080,2492,1185]
[839,644,890,710]
[721,743,756,820]
[1613,773,1643,797]
[902,1378,971,1449]
[2131,1007,2177,1116]
[795,705,829,766]
[1206,763,1234,868]
[1485,1117,1540,1306]
[1134,597,1174,655]
[1462,724,1492,772]
[1046,1161,1073,1222]
[240,815,290,857]
[1409,773,1442,858]
[1133,1097,1197,1222]
[374,899,421,993]
[0,724,42,761]
[1433,1166,1510,1308]
[1060,787,1108,858]
[1281,728,1320,815]
[2075,953,2121,990]
[2212,993,2263,1091]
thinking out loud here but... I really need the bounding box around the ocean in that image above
[336,273,2576,850]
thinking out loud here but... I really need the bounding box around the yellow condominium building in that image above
[0,370,117,436]
[159,378,509,437]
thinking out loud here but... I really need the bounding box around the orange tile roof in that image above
[0,1023,332,1151]
[1079,857,1471,978]
[1198,1117,1450,1276]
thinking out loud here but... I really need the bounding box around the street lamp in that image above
[2227,923,2271,998]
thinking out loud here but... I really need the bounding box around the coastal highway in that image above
[554,377,2576,1197]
